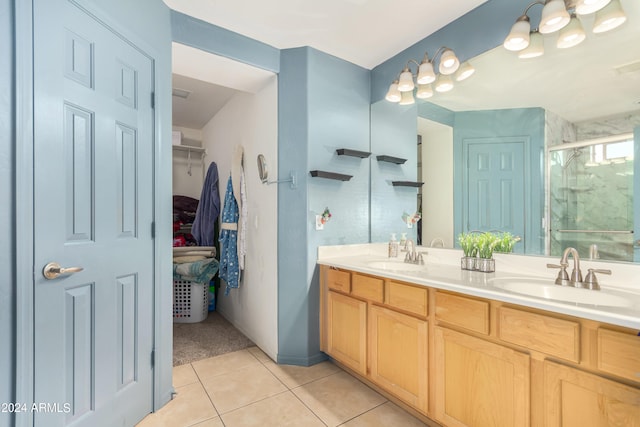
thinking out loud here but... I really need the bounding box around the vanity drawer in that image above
[597,328,640,383]
[498,306,580,362]
[385,281,428,317]
[326,268,351,293]
[352,274,384,303]
[435,292,489,335]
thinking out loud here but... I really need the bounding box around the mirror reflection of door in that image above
[464,139,526,252]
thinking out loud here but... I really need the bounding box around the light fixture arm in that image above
[523,0,546,17]
[402,59,422,76]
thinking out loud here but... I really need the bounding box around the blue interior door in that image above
[465,141,526,250]
[33,1,155,425]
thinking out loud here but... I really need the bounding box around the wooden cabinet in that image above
[326,290,367,375]
[434,327,530,427]
[368,304,428,412]
[319,264,640,426]
[544,360,640,427]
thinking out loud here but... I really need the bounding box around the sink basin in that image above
[366,260,425,272]
[488,277,635,308]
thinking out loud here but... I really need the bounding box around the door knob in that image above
[43,262,84,280]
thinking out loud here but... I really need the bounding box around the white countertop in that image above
[317,243,640,330]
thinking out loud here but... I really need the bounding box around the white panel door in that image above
[33,1,155,425]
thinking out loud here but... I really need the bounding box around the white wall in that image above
[172,126,205,199]
[419,118,454,248]
[201,76,279,360]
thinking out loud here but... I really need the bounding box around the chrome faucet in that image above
[404,239,424,265]
[547,247,582,287]
[548,247,613,290]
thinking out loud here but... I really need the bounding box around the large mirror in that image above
[418,0,640,262]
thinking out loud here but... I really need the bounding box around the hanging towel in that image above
[219,176,240,295]
[192,162,221,246]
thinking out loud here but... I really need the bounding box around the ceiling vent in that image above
[615,60,640,75]
[172,88,191,99]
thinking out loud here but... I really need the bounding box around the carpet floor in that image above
[173,311,255,366]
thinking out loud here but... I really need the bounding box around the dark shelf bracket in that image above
[376,155,407,164]
[336,148,371,158]
[309,170,353,181]
[392,181,424,187]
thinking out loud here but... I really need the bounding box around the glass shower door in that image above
[548,135,635,262]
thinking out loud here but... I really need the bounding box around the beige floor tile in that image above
[192,349,260,381]
[341,401,428,427]
[201,362,288,414]
[293,371,387,427]
[221,391,325,427]
[247,345,273,363]
[191,417,225,427]
[173,363,199,388]
[264,359,341,388]
[135,382,217,427]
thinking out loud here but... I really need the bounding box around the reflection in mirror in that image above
[548,134,635,262]
[416,0,639,262]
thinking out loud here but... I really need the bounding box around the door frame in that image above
[14,1,173,425]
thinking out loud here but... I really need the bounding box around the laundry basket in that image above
[173,280,209,323]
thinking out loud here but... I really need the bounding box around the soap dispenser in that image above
[399,232,407,250]
[388,233,399,258]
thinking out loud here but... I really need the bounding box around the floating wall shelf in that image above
[376,155,407,164]
[309,170,353,181]
[336,148,371,158]
[392,181,424,187]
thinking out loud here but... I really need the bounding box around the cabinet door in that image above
[369,305,428,413]
[434,327,530,427]
[326,291,367,375]
[544,360,640,427]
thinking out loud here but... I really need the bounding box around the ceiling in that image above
[430,0,640,123]
[166,0,487,129]
[168,0,640,131]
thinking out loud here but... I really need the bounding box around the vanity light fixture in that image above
[575,0,610,15]
[504,0,626,58]
[539,0,571,34]
[385,46,474,104]
[592,0,627,33]
[557,13,586,48]
[518,30,544,58]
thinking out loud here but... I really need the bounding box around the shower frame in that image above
[544,132,635,257]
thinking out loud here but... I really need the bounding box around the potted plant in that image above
[493,232,521,254]
[476,232,498,273]
[458,232,478,270]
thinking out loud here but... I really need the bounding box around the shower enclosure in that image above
[548,133,635,262]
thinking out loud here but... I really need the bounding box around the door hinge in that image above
[151,350,155,368]
[151,221,155,238]
[151,92,155,109]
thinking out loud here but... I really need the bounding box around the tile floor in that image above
[136,346,429,427]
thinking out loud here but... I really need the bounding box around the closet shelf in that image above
[309,170,353,181]
[173,145,206,155]
[392,181,424,187]
[336,148,371,158]
[377,155,407,164]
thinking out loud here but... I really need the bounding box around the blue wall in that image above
[0,1,15,426]
[278,48,371,365]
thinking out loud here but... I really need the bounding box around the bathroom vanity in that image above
[317,244,640,427]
